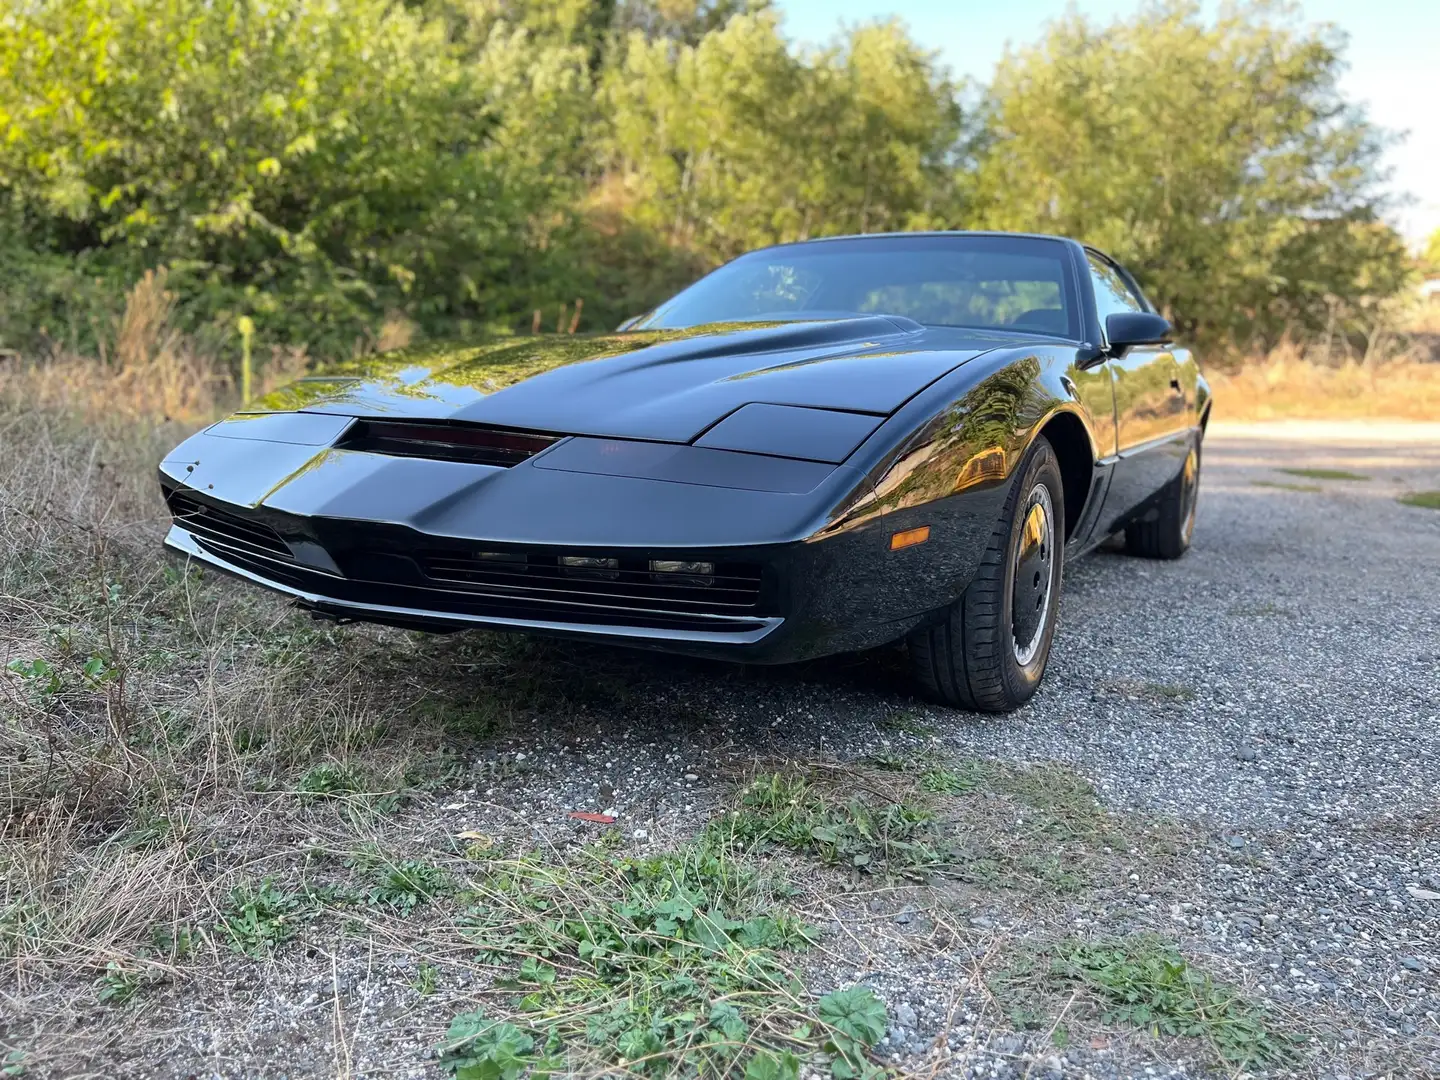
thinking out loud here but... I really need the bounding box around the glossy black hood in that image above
[244,317,1020,442]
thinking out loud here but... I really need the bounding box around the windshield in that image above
[636,234,1080,339]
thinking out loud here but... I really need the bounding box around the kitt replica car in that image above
[159,232,1209,712]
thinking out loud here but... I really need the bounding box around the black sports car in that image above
[159,232,1209,712]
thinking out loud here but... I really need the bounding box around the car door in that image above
[1086,251,1191,530]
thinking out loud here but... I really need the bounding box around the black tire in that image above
[1124,441,1200,560]
[908,436,1065,712]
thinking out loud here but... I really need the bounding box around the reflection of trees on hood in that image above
[860,356,1046,519]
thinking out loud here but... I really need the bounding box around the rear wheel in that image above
[1125,442,1200,560]
[908,436,1065,712]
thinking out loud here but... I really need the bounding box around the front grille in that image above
[164,489,771,632]
[416,552,764,615]
[335,420,558,467]
[167,491,292,562]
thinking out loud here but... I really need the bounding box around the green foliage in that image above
[218,880,308,956]
[444,834,889,1077]
[1399,490,1440,510]
[973,0,1410,354]
[94,962,142,1005]
[296,762,363,799]
[5,658,61,698]
[727,771,955,876]
[1280,467,1370,481]
[0,0,1413,362]
[1050,936,1296,1066]
[604,11,964,263]
[368,860,451,913]
[438,1010,545,1080]
[0,0,597,356]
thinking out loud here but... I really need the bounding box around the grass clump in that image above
[1399,490,1440,510]
[1251,479,1321,493]
[727,771,954,878]
[1279,467,1369,481]
[449,838,887,1078]
[369,860,451,913]
[1050,935,1295,1067]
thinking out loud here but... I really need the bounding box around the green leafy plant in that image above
[368,860,450,913]
[412,963,440,996]
[728,772,956,877]
[818,986,888,1078]
[444,834,876,1077]
[296,762,364,800]
[438,1009,546,1080]
[1050,936,1296,1066]
[218,881,307,956]
[94,962,142,1005]
[6,658,60,697]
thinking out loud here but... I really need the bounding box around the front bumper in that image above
[165,524,785,650]
[158,421,1008,662]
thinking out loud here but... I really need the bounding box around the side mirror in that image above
[1105,312,1172,352]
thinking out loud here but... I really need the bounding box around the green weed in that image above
[94,962,142,1005]
[1050,936,1295,1066]
[1279,467,1369,481]
[447,836,887,1078]
[1399,490,1440,510]
[369,861,451,913]
[296,762,364,800]
[727,772,954,877]
[218,881,309,956]
[919,761,988,794]
[412,963,440,996]
[5,658,61,698]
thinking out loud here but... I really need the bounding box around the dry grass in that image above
[1207,349,1440,422]
[1,268,307,427]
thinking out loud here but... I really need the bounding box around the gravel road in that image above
[84,421,1440,1079]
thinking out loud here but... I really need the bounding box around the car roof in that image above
[754,230,1079,248]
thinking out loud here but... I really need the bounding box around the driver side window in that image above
[1087,253,1145,325]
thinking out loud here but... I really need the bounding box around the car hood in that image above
[244,317,1021,443]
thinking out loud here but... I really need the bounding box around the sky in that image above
[776,0,1439,247]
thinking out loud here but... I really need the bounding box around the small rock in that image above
[895,904,916,926]
[1235,744,1257,762]
[968,915,994,929]
[894,1003,918,1028]
[1407,886,1440,901]
[1400,956,1425,972]
[683,773,699,781]
[1226,834,1247,849]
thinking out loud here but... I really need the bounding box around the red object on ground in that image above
[568,811,617,824]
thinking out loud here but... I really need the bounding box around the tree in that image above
[603,11,963,262]
[0,0,595,356]
[971,0,1409,353]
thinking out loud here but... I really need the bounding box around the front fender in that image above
[817,343,1106,616]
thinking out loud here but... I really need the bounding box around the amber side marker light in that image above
[890,526,930,551]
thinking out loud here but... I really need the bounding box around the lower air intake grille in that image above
[167,491,292,562]
[416,552,764,615]
[335,421,558,467]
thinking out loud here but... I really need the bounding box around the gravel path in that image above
[412,419,1439,1079]
[70,421,1440,1079]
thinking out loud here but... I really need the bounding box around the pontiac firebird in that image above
[159,232,1210,712]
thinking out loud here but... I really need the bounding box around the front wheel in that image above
[908,436,1065,712]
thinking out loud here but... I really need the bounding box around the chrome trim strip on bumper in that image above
[164,525,783,646]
